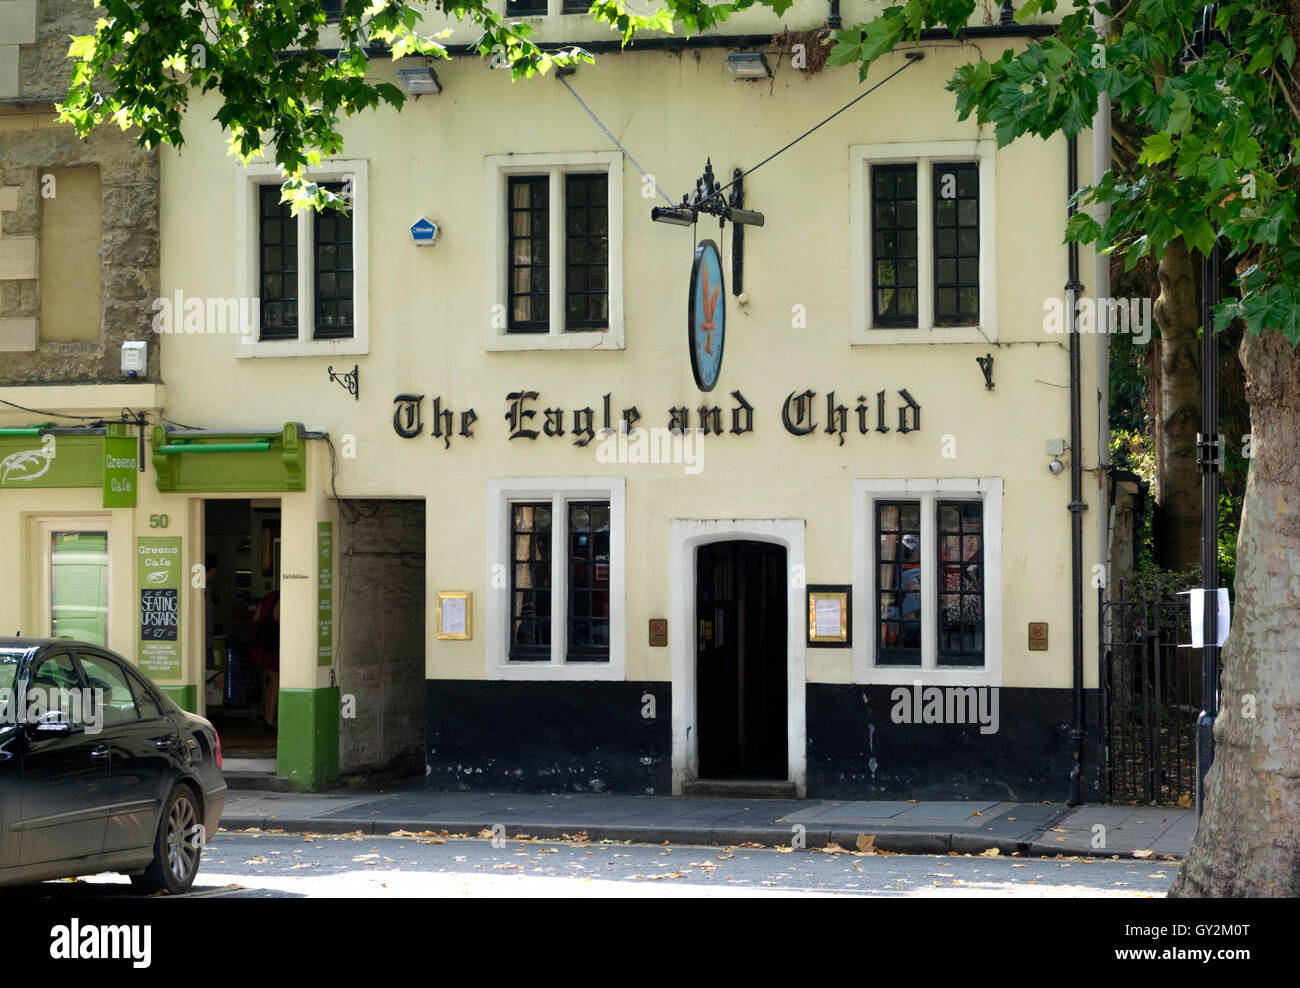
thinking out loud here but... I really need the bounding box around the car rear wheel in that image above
[130,785,203,894]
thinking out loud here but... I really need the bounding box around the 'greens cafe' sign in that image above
[137,537,182,679]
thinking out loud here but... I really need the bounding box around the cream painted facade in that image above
[30,5,1109,797]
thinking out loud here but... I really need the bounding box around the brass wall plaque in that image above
[1028,622,1048,651]
[648,618,668,646]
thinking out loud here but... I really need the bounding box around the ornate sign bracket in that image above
[650,158,764,298]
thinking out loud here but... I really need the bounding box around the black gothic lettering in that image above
[572,407,595,447]
[432,397,453,449]
[898,389,921,433]
[782,390,817,436]
[505,391,540,440]
[825,391,847,446]
[544,408,565,437]
[392,394,424,438]
[730,391,753,434]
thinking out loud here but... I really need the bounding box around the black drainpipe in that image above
[1066,136,1087,805]
[828,0,841,29]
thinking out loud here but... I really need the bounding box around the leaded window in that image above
[564,174,609,330]
[937,500,984,666]
[565,501,610,661]
[933,162,980,325]
[509,502,553,660]
[871,165,919,327]
[876,501,922,665]
[314,181,354,340]
[259,184,298,341]
[508,176,550,332]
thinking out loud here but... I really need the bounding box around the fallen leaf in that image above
[979,848,1001,857]
[855,834,876,853]
[420,839,446,845]
[244,856,270,865]
[1133,849,1155,859]
[1177,794,1193,808]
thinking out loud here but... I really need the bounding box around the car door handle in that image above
[90,744,110,761]
[151,735,179,751]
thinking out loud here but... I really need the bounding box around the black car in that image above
[0,638,226,893]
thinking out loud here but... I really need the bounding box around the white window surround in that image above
[668,519,807,797]
[484,151,624,351]
[233,159,369,358]
[849,140,997,346]
[484,477,625,680]
[851,478,1003,686]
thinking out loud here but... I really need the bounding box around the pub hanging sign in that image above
[688,240,726,392]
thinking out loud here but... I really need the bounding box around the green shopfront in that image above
[0,413,341,790]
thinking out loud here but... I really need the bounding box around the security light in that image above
[725,52,770,80]
[397,66,442,95]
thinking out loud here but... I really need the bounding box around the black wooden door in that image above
[696,540,788,779]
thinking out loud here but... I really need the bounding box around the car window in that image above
[121,663,165,719]
[28,651,87,727]
[76,653,140,726]
[0,649,24,693]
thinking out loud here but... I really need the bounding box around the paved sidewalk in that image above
[219,788,1196,859]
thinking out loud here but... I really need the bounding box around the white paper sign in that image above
[441,596,466,636]
[1186,588,1230,648]
[814,598,842,638]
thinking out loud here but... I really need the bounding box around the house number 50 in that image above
[149,514,169,529]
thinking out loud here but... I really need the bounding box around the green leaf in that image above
[1138,132,1177,165]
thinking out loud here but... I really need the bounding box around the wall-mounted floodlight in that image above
[397,66,442,95]
[650,206,697,226]
[725,52,770,80]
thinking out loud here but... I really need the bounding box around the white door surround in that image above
[669,519,807,797]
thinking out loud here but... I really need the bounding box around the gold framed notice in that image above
[807,585,851,647]
[436,591,472,640]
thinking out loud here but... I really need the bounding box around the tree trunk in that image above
[1152,240,1202,572]
[1170,328,1300,897]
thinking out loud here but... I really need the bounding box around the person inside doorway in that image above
[253,589,280,729]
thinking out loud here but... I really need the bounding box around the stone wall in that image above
[337,499,426,778]
[0,0,159,379]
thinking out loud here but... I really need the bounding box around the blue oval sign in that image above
[688,239,725,392]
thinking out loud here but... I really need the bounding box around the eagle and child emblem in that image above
[688,239,726,392]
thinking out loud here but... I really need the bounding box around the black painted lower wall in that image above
[806,684,1103,803]
[425,680,1102,801]
[425,680,672,794]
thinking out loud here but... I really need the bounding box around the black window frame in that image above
[506,0,548,17]
[870,164,919,328]
[563,173,610,331]
[932,162,980,327]
[935,500,985,667]
[875,500,923,666]
[507,497,612,664]
[507,175,551,334]
[509,501,554,661]
[258,183,299,341]
[564,500,610,662]
[313,180,355,340]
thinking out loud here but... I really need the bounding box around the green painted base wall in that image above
[278,687,339,791]
[159,684,198,713]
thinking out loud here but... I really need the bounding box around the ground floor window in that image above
[855,479,1001,683]
[488,479,624,679]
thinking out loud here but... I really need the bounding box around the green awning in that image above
[152,422,306,492]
